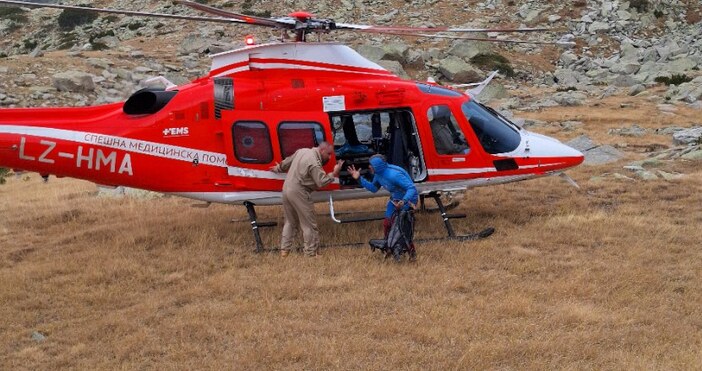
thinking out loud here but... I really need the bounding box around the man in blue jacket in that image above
[348,154,418,259]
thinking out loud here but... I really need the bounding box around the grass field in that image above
[2,90,702,369]
[1,155,701,369]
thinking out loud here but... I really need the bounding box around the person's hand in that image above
[332,159,345,177]
[270,163,280,173]
[347,164,361,180]
[393,199,405,210]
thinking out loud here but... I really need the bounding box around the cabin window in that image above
[232,121,273,164]
[461,100,520,154]
[426,105,470,155]
[278,122,325,158]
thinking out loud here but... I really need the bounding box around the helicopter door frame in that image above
[328,107,427,184]
[421,102,486,172]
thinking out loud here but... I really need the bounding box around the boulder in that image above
[178,35,216,55]
[553,91,587,106]
[583,145,625,165]
[447,40,491,60]
[566,135,598,152]
[377,60,409,79]
[52,71,95,92]
[355,45,385,62]
[608,124,647,137]
[588,22,610,33]
[437,56,481,83]
[672,127,702,145]
[380,41,410,64]
[629,84,646,96]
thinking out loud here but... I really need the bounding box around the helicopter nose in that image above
[523,132,584,169]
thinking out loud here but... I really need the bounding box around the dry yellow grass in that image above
[2,96,702,369]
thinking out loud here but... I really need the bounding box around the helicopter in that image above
[0,0,584,251]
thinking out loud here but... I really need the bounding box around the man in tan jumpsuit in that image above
[271,142,343,257]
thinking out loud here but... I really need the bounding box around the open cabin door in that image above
[329,108,427,188]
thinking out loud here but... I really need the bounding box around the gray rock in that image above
[681,149,702,160]
[566,135,598,152]
[624,165,645,172]
[609,74,640,87]
[561,121,583,131]
[635,170,659,180]
[673,127,702,145]
[553,91,587,106]
[447,40,491,60]
[437,56,481,83]
[559,51,578,67]
[588,22,610,33]
[554,68,584,86]
[656,170,684,180]
[475,83,508,103]
[629,84,646,96]
[583,145,625,165]
[377,60,409,79]
[655,126,685,135]
[667,57,698,73]
[86,58,113,69]
[52,71,95,92]
[31,331,46,342]
[669,80,702,103]
[608,124,647,137]
[29,46,43,58]
[610,62,641,75]
[178,35,215,55]
[380,41,410,64]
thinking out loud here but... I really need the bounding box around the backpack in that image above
[369,209,416,262]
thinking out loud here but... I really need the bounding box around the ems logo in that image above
[163,127,189,137]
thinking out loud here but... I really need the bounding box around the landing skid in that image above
[241,192,494,252]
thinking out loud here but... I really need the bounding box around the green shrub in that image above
[58,6,98,31]
[0,168,9,185]
[629,0,649,12]
[655,74,693,86]
[58,32,78,50]
[556,86,578,92]
[0,6,28,23]
[469,53,515,77]
[23,39,37,50]
[127,21,145,31]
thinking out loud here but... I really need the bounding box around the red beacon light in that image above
[245,35,255,46]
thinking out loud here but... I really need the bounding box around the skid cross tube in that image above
[423,192,495,240]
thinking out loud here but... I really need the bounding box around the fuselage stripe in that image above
[0,125,228,168]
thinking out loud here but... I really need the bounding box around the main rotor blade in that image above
[336,23,551,33]
[174,0,285,28]
[0,0,246,25]
[356,29,575,46]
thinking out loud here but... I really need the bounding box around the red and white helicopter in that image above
[0,0,583,250]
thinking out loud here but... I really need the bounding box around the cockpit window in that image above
[461,100,521,154]
[416,83,464,97]
[427,105,470,155]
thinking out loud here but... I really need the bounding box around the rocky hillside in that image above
[0,0,700,108]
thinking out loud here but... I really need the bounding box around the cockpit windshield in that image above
[461,100,521,154]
